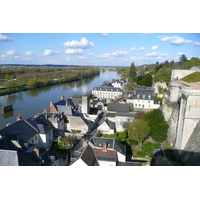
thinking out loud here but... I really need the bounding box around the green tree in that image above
[127,120,151,148]
[27,78,37,87]
[5,74,10,80]
[179,54,188,64]
[144,109,169,143]
[139,74,152,86]
[129,62,137,83]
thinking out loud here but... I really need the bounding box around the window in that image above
[143,95,145,99]
[148,95,151,99]
[35,136,37,141]
[137,94,139,99]
[135,104,137,107]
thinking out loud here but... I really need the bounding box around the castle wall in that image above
[171,67,200,81]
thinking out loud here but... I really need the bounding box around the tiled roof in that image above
[93,148,117,161]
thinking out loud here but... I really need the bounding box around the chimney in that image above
[45,114,48,120]
[103,142,107,152]
[60,95,65,100]
[50,101,54,109]
[16,115,21,121]
[52,114,55,122]
[82,138,87,148]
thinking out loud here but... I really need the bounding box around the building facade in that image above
[92,86,123,99]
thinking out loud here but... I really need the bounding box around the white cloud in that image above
[43,49,59,56]
[177,52,186,55]
[145,51,168,57]
[193,41,200,47]
[65,57,71,61]
[0,50,16,59]
[14,56,22,59]
[151,45,158,50]
[130,47,146,51]
[88,53,93,56]
[158,35,193,45]
[65,48,83,54]
[7,50,15,55]
[0,33,12,42]
[78,56,89,59]
[63,37,94,49]
[112,50,129,57]
[25,51,36,56]
[102,33,108,37]
[97,50,129,58]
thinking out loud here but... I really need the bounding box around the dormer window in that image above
[148,95,151,99]
[137,94,139,99]
[143,95,145,99]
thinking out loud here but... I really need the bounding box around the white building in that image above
[70,137,126,166]
[125,89,160,109]
[92,86,123,99]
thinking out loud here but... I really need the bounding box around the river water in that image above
[0,70,121,129]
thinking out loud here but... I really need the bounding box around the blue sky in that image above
[0,33,199,66]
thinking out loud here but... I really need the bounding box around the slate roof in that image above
[126,89,154,100]
[40,148,59,166]
[81,144,99,166]
[0,149,19,166]
[107,103,130,112]
[89,137,126,156]
[26,117,52,134]
[92,86,123,92]
[92,100,105,106]
[0,120,38,142]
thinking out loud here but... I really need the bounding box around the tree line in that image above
[0,66,100,95]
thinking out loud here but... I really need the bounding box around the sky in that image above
[0,33,199,66]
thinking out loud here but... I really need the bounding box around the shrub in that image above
[127,139,138,146]
[141,142,160,153]
[117,130,128,140]
[136,151,146,158]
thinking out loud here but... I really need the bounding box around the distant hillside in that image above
[181,72,200,83]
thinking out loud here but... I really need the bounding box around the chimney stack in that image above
[103,142,107,152]
[16,115,21,121]
[60,95,65,100]
[52,114,55,122]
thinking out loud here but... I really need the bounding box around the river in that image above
[0,70,121,129]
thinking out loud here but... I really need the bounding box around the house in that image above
[26,116,54,149]
[0,119,39,148]
[112,79,126,89]
[70,137,127,166]
[91,99,106,110]
[0,115,54,150]
[49,95,90,115]
[97,118,116,134]
[67,114,90,134]
[91,86,123,100]
[125,89,160,109]
[36,112,65,131]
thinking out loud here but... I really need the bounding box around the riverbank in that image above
[0,72,100,97]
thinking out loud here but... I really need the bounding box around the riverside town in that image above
[1,33,200,166]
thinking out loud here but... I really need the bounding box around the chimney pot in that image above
[16,115,21,121]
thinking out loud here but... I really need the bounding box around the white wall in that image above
[98,160,116,166]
